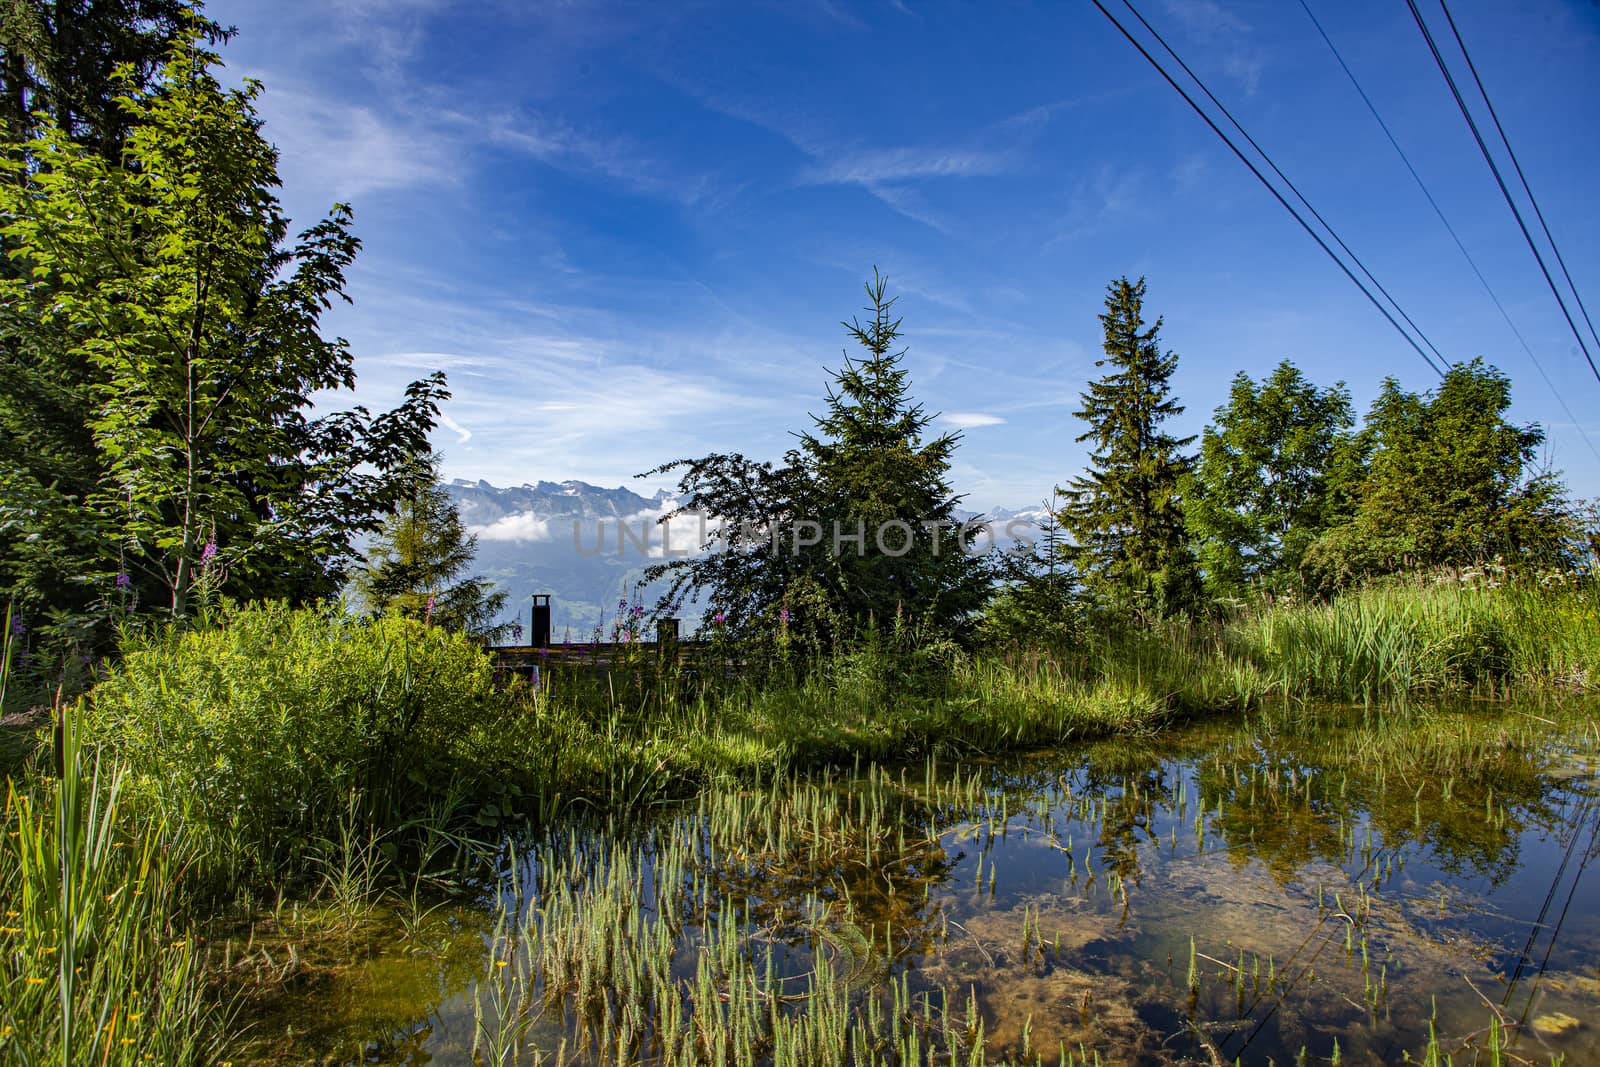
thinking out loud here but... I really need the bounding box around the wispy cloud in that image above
[800,147,1014,186]
[438,412,473,445]
[940,412,1006,429]
[1160,0,1266,94]
[254,85,454,203]
[479,110,720,206]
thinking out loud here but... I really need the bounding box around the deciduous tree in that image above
[1184,360,1354,598]
[0,34,445,644]
[1302,359,1570,586]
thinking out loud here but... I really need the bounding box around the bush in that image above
[80,602,510,895]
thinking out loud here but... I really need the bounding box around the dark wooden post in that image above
[656,617,679,662]
[529,594,552,648]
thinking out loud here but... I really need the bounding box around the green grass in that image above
[0,699,222,1064]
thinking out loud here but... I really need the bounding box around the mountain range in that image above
[447,479,1049,637]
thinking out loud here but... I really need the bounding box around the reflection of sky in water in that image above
[234,703,1600,1066]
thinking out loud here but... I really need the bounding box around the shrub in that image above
[80,602,508,895]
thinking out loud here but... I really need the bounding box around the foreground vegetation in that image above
[1,578,1595,1062]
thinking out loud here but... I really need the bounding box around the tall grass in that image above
[1227,578,1598,703]
[0,608,222,1065]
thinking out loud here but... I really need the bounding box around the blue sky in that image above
[207,0,1600,509]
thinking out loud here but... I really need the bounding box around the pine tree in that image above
[644,272,990,642]
[797,270,990,634]
[1057,277,1198,615]
[356,452,508,638]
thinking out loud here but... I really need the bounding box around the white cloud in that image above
[254,86,454,202]
[801,147,1013,186]
[479,111,718,206]
[1160,0,1265,95]
[940,412,1006,429]
[438,412,473,445]
[474,512,554,543]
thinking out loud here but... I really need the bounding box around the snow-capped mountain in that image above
[448,479,1048,637]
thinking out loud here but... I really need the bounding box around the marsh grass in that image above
[0,699,222,1064]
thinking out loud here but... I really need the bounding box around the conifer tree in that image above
[797,270,990,632]
[356,452,508,638]
[645,272,990,641]
[1057,276,1198,615]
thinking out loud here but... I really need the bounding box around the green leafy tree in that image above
[1184,360,1354,598]
[0,34,446,641]
[355,452,508,638]
[1057,276,1198,616]
[1,3,224,649]
[1303,359,1571,586]
[645,272,989,643]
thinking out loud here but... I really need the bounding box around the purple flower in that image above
[115,573,131,589]
[779,607,790,624]
[425,595,437,619]
[199,540,217,566]
[632,605,645,618]
[512,623,524,643]
[714,611,726,625]
[618,598,629,611]
[8,616,24,638]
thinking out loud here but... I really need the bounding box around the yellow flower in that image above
[495,959,509,968]
[25,976,45,985]
[128,1012,143,1021]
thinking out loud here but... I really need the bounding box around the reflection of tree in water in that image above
[1173,714,1594,887]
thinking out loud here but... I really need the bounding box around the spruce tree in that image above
[644,272,990,642]
[356,452,508,638]
[1057,276,1198,615]
[797,271,990,634]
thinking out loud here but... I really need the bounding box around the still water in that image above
[237,700,1599,1065]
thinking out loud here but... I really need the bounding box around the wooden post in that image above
[656,617,679,662]
[529,594,552,648]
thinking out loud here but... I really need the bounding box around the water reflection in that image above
[231,700,1600,1066]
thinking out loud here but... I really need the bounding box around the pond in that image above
[234,699,1600,1065]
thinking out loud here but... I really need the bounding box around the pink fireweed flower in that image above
[199,540,218,566]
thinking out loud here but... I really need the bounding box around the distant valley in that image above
[449,479,1049,637]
